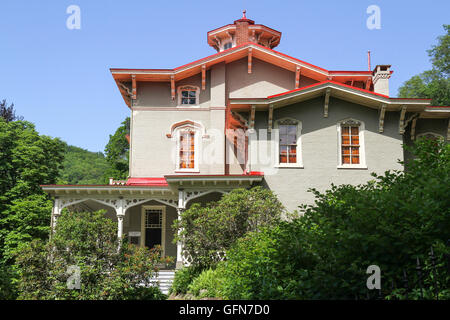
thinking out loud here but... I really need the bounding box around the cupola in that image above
[207,11,282,52]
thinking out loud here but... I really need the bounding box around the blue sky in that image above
[0,0,448,152]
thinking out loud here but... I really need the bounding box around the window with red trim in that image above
[179,131,195,169]
[341,125,360,165]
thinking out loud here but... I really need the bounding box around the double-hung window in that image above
[338,119,366,168]
[275,118,303,167]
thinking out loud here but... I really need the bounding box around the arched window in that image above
[274,118,303,167]
[337,119,367,168]
[177,85,200,106]
[170,120,204,172]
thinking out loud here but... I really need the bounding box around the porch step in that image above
[150,270,175,295]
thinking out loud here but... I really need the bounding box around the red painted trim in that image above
[164,173,264,178]
[110,43,381,82]
[267,80,390,99]
[330,71,372,74]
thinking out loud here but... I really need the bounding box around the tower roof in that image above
[207,11,281,52]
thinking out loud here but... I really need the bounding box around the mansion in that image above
[42,12,450,270]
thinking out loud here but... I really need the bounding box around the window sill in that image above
[337,165,367,170]
[176,105,200,108]
[275,164,304,168]
[175,170,200,173]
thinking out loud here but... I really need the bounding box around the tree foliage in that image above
[174,187,284,270]
[0,117,65,298]
[57,144,109,185]
[216,139,450,299]
[15,211,168,300]
[0,99,23,123]
[103,117,130,181]
[398,25,450,105]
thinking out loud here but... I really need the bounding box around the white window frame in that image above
[274,118,303,168]
[337,118,367,169]
[174,124,200,173]
[177,85,200,107]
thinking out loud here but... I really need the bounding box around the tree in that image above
[103,117,130,182]
[57,144,109,185]
[0,118,65,298]
[174,186,285,270]
[0,99,23,122]
[398,25,450,105]
[15,210,169,300]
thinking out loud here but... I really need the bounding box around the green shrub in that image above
[169,266,202,295]
[219,221,315,300]
[174,186,285,270]
[15,211,169,300]
[188,268,225,299]
[218,139,450,300]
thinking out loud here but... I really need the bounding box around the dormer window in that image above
[178,86,200,106]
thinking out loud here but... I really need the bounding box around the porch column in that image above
[176,189,185,269]
[116,198,125,239]
[51,198,61,233]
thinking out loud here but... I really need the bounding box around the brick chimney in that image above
[372,65,391,96]
[234,10,254,46]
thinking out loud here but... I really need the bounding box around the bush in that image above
[15,210,169,300]
[174,186,284,270]
[188,268,225,299]
[169,266,202,295]
[219,221,315,300]
[217,139,450,299]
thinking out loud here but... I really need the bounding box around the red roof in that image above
[126,177,168,187]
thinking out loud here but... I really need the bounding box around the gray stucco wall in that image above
[250,96,405,212]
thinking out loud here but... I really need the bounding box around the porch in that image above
[41,174,263,268]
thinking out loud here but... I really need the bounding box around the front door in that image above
[141,206,165,255]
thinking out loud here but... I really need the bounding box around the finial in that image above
[242,10,247,19]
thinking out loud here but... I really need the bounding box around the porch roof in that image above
[40,173,264,196]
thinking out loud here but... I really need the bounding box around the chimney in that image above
[234,10,254,46]
[372,65,391,96]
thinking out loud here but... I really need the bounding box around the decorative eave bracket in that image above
[171,75,175,100]
[268,104,274,133]
[249,105,256,131]
[324,88,331,118]
[411,117,417,140]
[398,106,407,134]
[295,66,301,89]
[378,104,387,133]
[201,64,206,90]
[131,74,137,100]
